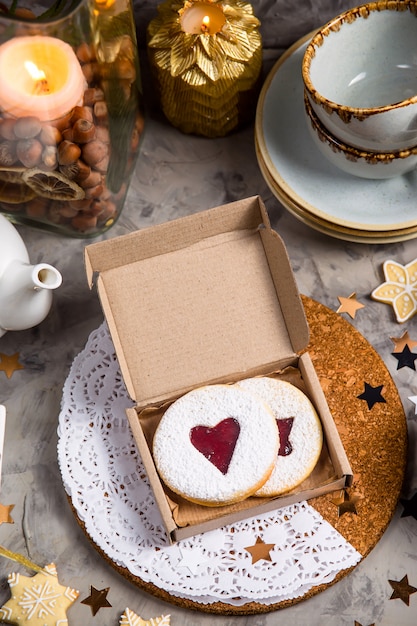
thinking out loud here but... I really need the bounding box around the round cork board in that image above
[70,296,407,614]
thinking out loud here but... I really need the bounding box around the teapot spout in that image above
[32,263,62,291]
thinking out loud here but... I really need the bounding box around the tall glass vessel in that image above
[0,1,144,237]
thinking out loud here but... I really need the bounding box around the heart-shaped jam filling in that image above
[277,417,294,456]
[190,417,240,475]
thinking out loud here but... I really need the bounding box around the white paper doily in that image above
[57,322,361,607]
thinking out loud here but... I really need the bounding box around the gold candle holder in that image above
[147,0,262,138]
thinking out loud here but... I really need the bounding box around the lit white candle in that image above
[0,36,86,122]
[180,2,226,34]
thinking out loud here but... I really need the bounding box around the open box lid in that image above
[85,196,309,409]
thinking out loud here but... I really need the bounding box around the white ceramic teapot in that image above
[0,214,62,337]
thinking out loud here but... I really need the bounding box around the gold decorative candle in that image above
[147,0,262,137]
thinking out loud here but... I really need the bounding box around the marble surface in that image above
[0,5,417,624]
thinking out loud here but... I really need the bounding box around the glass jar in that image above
[0,1,144,237]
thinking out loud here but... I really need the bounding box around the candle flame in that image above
[24,60,46,82]
[24,60,50,95]
[201,15,210,33]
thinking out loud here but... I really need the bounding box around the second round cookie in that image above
[235,377,323,497]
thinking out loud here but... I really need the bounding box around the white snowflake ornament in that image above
[119,608,170,626]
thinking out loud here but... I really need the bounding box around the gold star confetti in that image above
[390,330,417,352]
[81,585,112,615]
[0,562,79,625]
[371,258,417,323]
[330,489,361,517]
[0,503,14,524]
[388,574,417,605]
[336,293,365,319]
[0,353,23,378]
[244,536,275,564]
[120,608,171,625]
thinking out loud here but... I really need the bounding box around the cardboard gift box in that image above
[85,195,352,542]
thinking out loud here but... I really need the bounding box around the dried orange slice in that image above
[22,168,85,201]
[0,167,26,183]
[0,180,36,203]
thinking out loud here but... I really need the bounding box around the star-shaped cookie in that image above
[0,562,79,625]
[371,259,417,323]
[119,608,170,625]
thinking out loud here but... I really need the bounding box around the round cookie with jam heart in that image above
[152,384,279,507]
[235,377,323,496]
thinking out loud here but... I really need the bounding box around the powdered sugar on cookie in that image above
[153,384,279,506]
[235,377,323,496]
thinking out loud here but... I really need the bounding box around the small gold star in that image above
[330,489,361,517]
[390,330,417,352]
[81,586,112,615]
[336,293,365,319]
[0,353,24,378]
[389,574,417,605]
[0,503,14,525]
[244,536,275,564]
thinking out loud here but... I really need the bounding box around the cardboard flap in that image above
[85,196,309,408]
[85,196,267,286]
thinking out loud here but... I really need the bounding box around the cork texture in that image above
[72,296,407,614]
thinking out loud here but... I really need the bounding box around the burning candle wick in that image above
[33,79,50,95]
[24,60,50,95]
[201,15,210,32]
